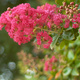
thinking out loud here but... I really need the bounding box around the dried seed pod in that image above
[70,2,74,5]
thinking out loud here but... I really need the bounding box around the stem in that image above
[34,27,58,33]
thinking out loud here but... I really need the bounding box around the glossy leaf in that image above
[62,31,75,40]
[66,27,73,31]
[71,69,79,76]
[68,50,74,60]
[60,41,65,49]
[50,34,60,49]
[75,61,80,68]
[63,67,72,76]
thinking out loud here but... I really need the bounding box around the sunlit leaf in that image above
[66,27,73,31]
[68,50,74,60]
[75,61,80,68]
[50,34,60,49]
[63,67,72,76]
[62,31,75,40]
[60,41,65,49]
[71,69,79,76]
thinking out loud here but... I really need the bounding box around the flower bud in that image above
[69,15,71,19]
[68,5,71,7]
[70,2,74,5]
[73,8,77,11]
[66,11,69,14]
[70,19,72,21]
[9,11,12,14]
[63,2,66,6]
[78,9,80,11]
[60,6,63,9]
[66,8,69,11]
[69,9,73,14]
[7,7,11,11]
[15,15,20,20]
[75,4,79,7]
[59,9,62,12]
[45,55,48,58]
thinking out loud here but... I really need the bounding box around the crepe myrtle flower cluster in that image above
[44,56,57,71]
[0,2,80,48]
[59,2,80,28]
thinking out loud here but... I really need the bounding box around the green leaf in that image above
[66,27,73,31]
[75,61,80,68]
[69,43,74,48]
[39,76,47,80]
[60,41,65,49]
[57,36,63,45]
[68,50,74,60]
[71,69,79,76]
[74,34,80,45]
[62,31,75,40]
[63,67,72,76]
[55,0,63,5]
[50,34,60,49]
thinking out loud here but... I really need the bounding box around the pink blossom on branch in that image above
[44,56,57,71]
[36,31,52,48]
[0,3,80,48]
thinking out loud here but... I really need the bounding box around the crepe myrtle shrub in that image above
[0,2,80,49]
[0,2,80,80]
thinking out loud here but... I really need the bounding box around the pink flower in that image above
[43,44,50,49]
[64,19,70,28]
[77,17,80,23]
[36,31,52,48]
[72,24,79,29]
[77,13,80,17]
[44,56,57,71]
[47,22,51,28]
[0,24,4,30]
[0,3,79,47]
